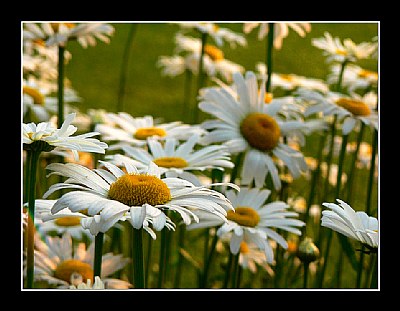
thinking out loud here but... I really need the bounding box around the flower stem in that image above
[193,31,208,124]
[230,253,240,288]
[336,59,348,92]
[25,149,40,288]
[223,251,234,288]
[132,227,145,288]
[303,261,310,288]
[182,69,193,123]
[173,224,185,288]
[57,45,65,128]
[265,23,275,93]
[157,228,168,288]
[117,23,138,112]
[145,234,153,288]
[93,232,104,278]
[369,252,378,289]
[200,231,219,288]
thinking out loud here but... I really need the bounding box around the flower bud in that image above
[297,237,320,263]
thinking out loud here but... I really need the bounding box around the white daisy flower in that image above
[327,63,378,92]
[297,88,378,135]
[95,112,206,149]
[43,160,238,239]
[187,187,305,263]
[312,32,378,63]
[106,133,234,186]
[178,22,247,48]
[243,22,311,49]
[199,71,310,190]
[30,233,132,289]
[321,199,378,249]
[34,199,93,241]
[23,112,108,160]
[23,22,115,48]
[69,276,105,289]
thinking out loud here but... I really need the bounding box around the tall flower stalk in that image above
[193,31,208,123]
[265,23,275,93]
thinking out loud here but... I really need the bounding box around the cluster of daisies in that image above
[22,22,379,290]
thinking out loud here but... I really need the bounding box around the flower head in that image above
[43,160,238,239]
[321,199,378,249]
[23,112,108,160]
[199,71,310,190]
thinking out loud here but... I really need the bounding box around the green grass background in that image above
[62,22,378,289]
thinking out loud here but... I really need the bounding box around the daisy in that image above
[34,199,93,241]
[243,22,311,49]
[23,112,108,160]
[327,63,378,92]
[321,199,378,250]
[42,160,238,239]
[106,133,234,186]
[69,276,105,289]
[298,88,378,135]
[23,22,115,48]
[187,187,305,263]
[178,22,247,48]
[94,112,206,149]
[30,233,132,289]
[311,32,378,63]
[198,71,310,190]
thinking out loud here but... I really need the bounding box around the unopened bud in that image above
[297,237,320,263]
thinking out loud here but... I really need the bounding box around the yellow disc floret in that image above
[54,216,82,227]
[134,127,167,140]
[227,206,260,227]
[336,98,371,116]
[153,157,188,168]
[204,44,224,61]
[108,173,171,206]
[23,86,45,106]
[54,259,93,284]
[240,113,281,151]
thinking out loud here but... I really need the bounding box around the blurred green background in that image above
[64,22,378,122]
[61,22,378,289]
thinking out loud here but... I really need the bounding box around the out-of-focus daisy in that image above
[178,23,247,48]
[327,63,378,92]
[187,187,305,263]
[320,162,347,186]
[298,89,378,135]
[312,32,378,63]
[199,71,310,190]
[69,276,105,289]
[321,199,378,250]
[159,34,245,82]
[243,22,311,49]
[34,199,93,240]
[23,112,108,160]
[106,134,234,186]
[43,161,237,239]
[95,112,205,149]
[255,62,329,93]
[30,233,132,288]
[23,22,115,48]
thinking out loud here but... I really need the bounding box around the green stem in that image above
[93,232,104,278]
[223,252,234,288]
[182,69,193,123]
[200,231,219,288]
[303,261,309,288]
[230,253,240,288]
[230,152,244,184]
[117,23,138,112]
[369,252,378,289]
[265,23,274,93]
[336,59,349,92]
[23,150,32,203]
[145,234,153,288]
[57,45,65,128]
[173,224,185,288]
[193,32,208,124]
[157,228,168,288]
[366,128,378,217]
[132,227,145,288]
[25,149,40,288]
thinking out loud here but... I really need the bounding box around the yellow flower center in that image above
[134,127,167,140]
[239,241,250,254]
[54,216,82,227]
[153,156,188,168]
[204,44,224,61]
[358,69,378,80]
[227,206,260,227]
[336,98,371,116]
[279,74,295,82]
[240,113,281,151]
[108,173,171,206]
[335,48,348,56]
[23,86,45,106]
[54,259,93,284]
[50,23,76,32]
